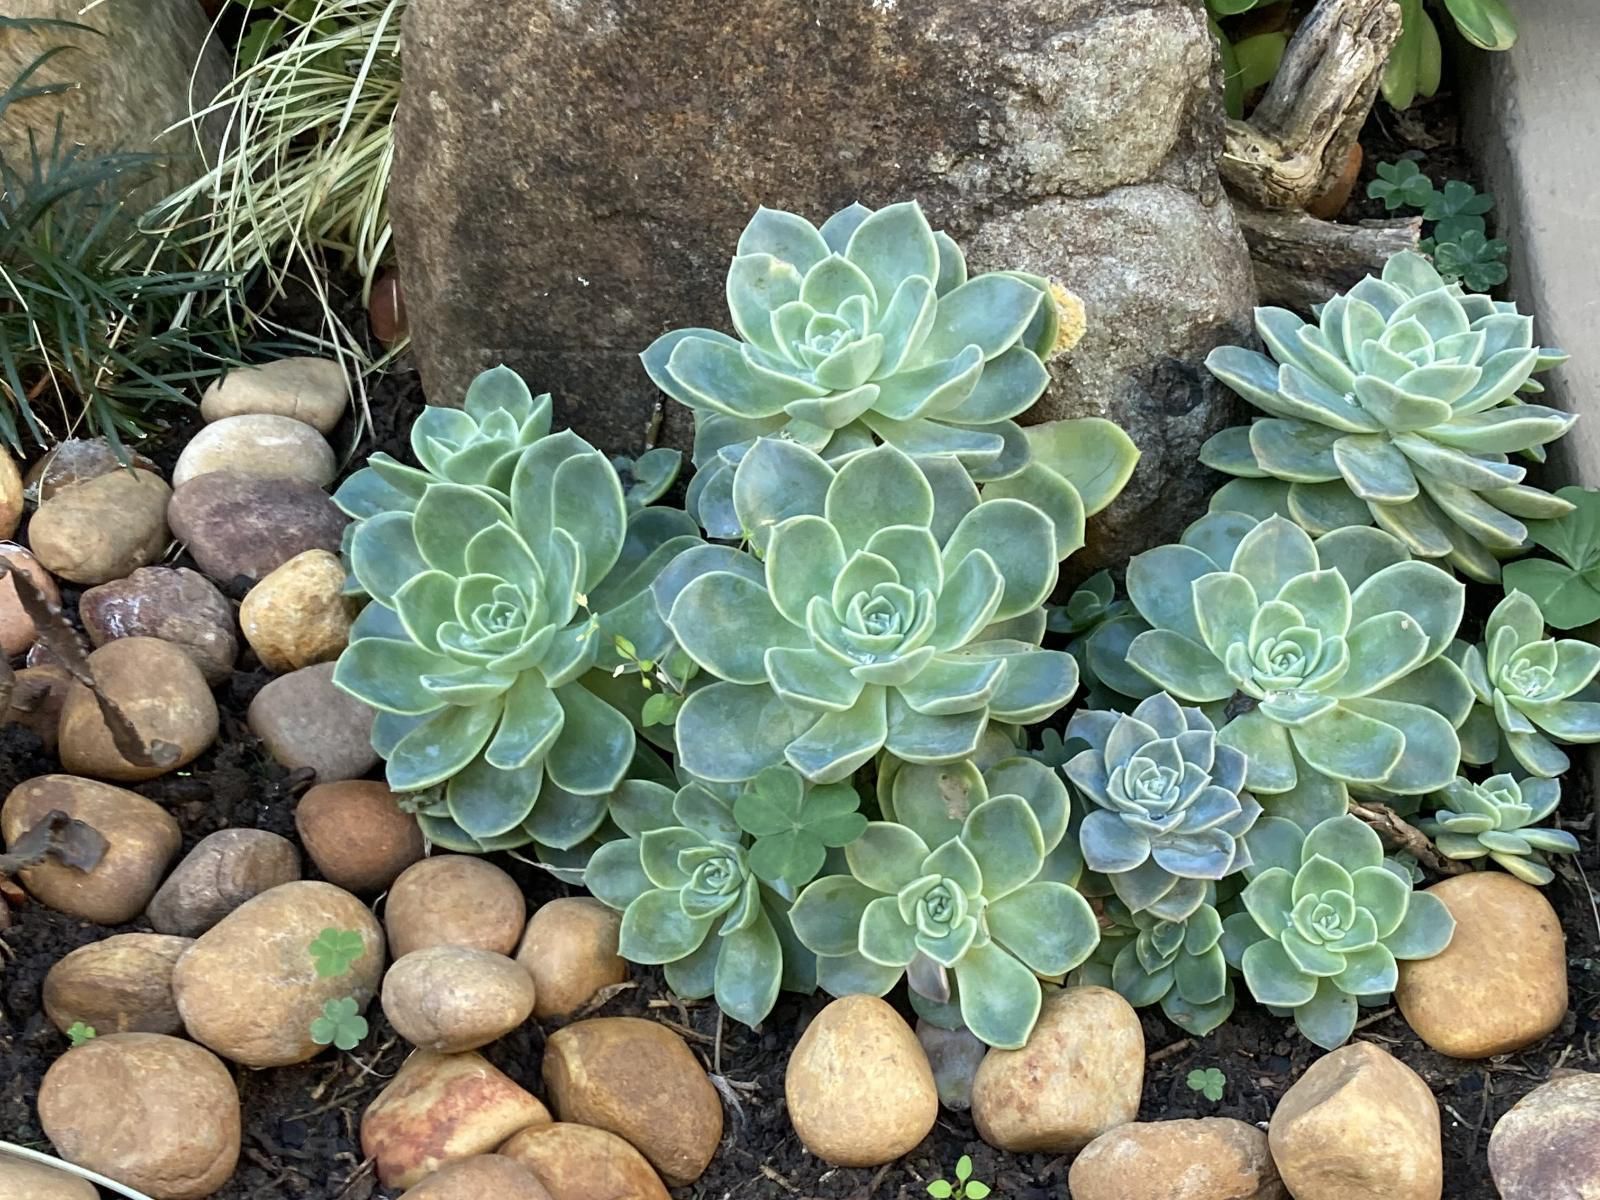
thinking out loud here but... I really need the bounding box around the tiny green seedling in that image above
[65,1021,95,1047]
[1367,159,1436,211]
[1187,1067,1227,1101]
[308,927,365,978]
[927,1155,991,1199]
[309,997,369,1051]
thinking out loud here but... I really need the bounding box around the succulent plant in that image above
[1119,512,1472,800]
[1222,814,1454,1048]
[584,777,819,1027]
[1418,774,1578,885]
[1100,898,1237,1037]
[1200,252,1573,582]
[1064,693,1261,922]
[658,438,1079,784]
[1047,569,1128,636]
[791,755,1099,1048]
[1451,590,1600,777]
[333,373,701,853]
[641,200,1070,537]
[1501,487,1600,630]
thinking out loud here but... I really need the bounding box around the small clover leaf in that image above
[309,996,368,1051]
[735,767,866,892]
[66,1021,96,1047]
[1424,179,1494,243]
[1367,159,1436,211]
[1187,1066,1227,1102]
[308,927,365,978]
[1432,230,1509,292]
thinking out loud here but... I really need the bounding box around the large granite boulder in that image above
[392,0,1256,561]
[0,0,230,195]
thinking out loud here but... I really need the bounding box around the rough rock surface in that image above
[1488,1073,1600,1200]
[392,0,1255,563]
[1068,1118,1288,1200]
[146,829,303,937]
[80,566,239,684]
[168,472,347,585]
[43,932,193,1037]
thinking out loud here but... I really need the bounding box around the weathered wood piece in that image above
[1238,207,1421,310]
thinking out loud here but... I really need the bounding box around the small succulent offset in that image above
[584,776,824,1027]
[1187,1066,1227,1101]
[309,996,368,1051]
[1123,514,1472,797]
[791,756,1099,1048]
[308,927,365,978]
[1452,590,1600,777]
[1105,898,1238,1036]
[641,200,1067,536]
[1064,693,1261,922]
[927,1155,991,1200]
[1046,569,1127,636]
[1419,774,1578,885]
[1501,487,1600,630]
[1223,814,1454,1049]
[660,439,1078,785]
[1201,251,1573,583]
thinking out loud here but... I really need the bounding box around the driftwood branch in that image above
[1349,799,1471,876]
[1238,207,1422,310]
[1221,0,1402,211]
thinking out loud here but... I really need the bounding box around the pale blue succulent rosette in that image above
[1419,774,1579,885]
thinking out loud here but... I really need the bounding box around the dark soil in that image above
[3,95,1597,1200]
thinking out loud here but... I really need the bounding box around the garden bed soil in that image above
[3,102,1598,1200]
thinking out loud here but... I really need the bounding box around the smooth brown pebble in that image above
[1268,1040,1441,1200]
[500,1122,670,1200]
[172,412,335,489]
[370,270,409,347]
[296,780,424,892]
[172,880,383,1068]
[1396,872,1567,1058]
[386,855,525,958]
[786,994,937,1167]
[383,946,535,1052]
[240,549,355,671]
[362,1049,551,1190]
[44,933,193,1036]
[146,829,302,937]
[0,1155,98,1200]
[80,566,238,685]
[0,444,20,538]
[38,1032,240,1200]
[0,542,60,657]
[1488,1072,1600,1200]
[971,985,1143,1153]
[515,897,626,1019]
[26,468,170,584]
[543,1016,721,1185]
[24,438,160,501]
[168,472,347,584]
[1069,1118,1287,1200]
[400,1154,553,1200]
[2,775,180,923]
[201,357,349,434]
[247,661,377,782]
[58,638,218,782]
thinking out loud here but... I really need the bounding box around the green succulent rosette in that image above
[1086,897,1238,1037]
[1419,774,1578,886]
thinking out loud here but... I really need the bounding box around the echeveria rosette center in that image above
[790,758,1099,1049]
[1418,774,1579,885]
[1065,693,1261,923]
[1124,514,1473,798]
[583,779,817,1028]
[660,439,1078,785]
[332,420,646,853]
[1451,590,1600,777]
[641,200,1063,538]
[1200,251,1574,583]
[1221,814,1455,1049]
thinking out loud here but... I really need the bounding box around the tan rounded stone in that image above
[0,1154,98,1200]
[1068,1118,1288,1200]
[400,1155,554,1200]
[44,932,193,1036]
[296,779,425,892]
[2,775,181,924]
[500,1122,670,1200]
[172,412,336,489]
[785,994,937,1167]
[1268,1040,1442,1200]
[515,897,627,1019]
[171,880,384,1068]
[383,946,536,1052]
[38,1032,240,1200]
[1489,1072,1600,1200]
[971,985,1143,1153]
[386,855,526,958]
[247,660,377,781]
[0,444,21,539]
[543,1016,722,1185]
[146,829,302,937]
[1396,872,1567,1059]
[240,549,356,672]
[26,468,171,585]
[200,357,350,434]
[57,637,218,782]
[362,1049,552,1190]
[0,542,58,657]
